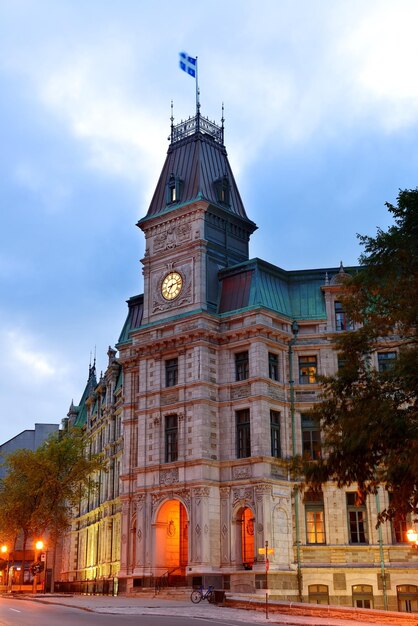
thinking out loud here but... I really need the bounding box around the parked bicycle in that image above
[190,585,214,603]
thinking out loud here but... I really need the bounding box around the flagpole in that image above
[195,56,200,130]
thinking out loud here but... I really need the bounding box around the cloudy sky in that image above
[1,0,418,444]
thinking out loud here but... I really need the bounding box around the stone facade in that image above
[59,348,123,587]
[62,110,418,612]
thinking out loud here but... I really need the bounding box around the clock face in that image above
[161,271,183,300]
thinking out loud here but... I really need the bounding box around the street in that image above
[0,597,281,626]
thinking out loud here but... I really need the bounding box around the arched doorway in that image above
[239,507,255,569]
[154,500,188,576]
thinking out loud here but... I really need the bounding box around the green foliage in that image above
[305,189,418,524]
[0,428,106,543]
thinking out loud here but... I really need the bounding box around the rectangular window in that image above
[347,493,368,544]
[334,301,353,331]
[337,354,347,371]
[304,491,325,544]
[236,409,251,458]
[165,358,178,387]
[167,175,182,205]
[165,414,178,462]
[392,517,408,544]
[377,351,397,372]
[270,410,281,457]
[301,414,321,460]
[268,353,279,381]
[235,351,249,381]
[299,355,317,384]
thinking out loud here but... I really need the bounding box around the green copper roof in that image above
[73,364,97,428]
[115,368,123,392]
[219,258,351,320]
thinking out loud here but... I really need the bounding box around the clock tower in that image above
[138,109,257,325]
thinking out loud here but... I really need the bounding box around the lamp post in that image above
[288,320,303,602]
[258,541,274,619]
[1,545,8,591]
[265,540,269,620]
[32,540,44,594]
[407,529,418,549]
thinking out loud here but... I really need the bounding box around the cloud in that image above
[342,2,418,130]
[3,329,58,380]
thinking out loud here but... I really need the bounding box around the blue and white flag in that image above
[179,52,197,78]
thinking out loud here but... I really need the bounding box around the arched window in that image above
[352,584,373,609]
[308,584,329,605]
[397,585,418,613]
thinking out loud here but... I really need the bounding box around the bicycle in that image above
[190,585,214,603]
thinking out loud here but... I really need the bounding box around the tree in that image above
[305,189,418,524]
[0,428,105,584]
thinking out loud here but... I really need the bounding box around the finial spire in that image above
[170,100,174,142]
[221,102,225,143]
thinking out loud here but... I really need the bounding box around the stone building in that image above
[63,108,418,611]
[59,350,123,591]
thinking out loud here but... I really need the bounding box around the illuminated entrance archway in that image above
[240,507,255,568]
[154,500,188,575]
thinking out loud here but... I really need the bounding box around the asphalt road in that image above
[0,597,278,626]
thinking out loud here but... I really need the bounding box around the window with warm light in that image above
[299,355,317,384]
[304,491,325,544]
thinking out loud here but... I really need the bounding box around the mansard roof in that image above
[70,362,97,428]
[218,259,357,320]
[139,112,251,224]
[118,294,144,344]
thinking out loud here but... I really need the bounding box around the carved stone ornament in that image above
[204,524,209,535]
[160,468,179,485]
[255,484,273,499]
[167,520,176,537]
[153,219,192,253]
[220,487,230,498]
[195,524,201,536]
[232,465,252,480]
[232,487,254,506]
[222,523,228,537]
[172,488,191,509]
[137,528,142,542]
[151,493,166,513]
[192,487,210,498]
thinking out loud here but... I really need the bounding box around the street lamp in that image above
[407,529,418,549]
[258,541,274,619]
[1,545,8,590]
[32,539,44,594]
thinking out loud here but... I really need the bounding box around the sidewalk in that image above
[12,593,412,626]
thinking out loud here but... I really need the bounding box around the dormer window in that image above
[215,175,230,206]
[167,174,182,205]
